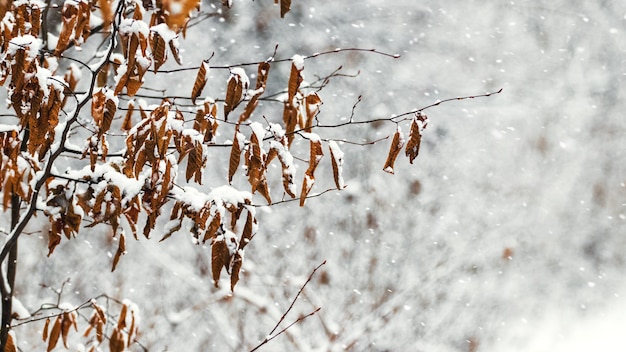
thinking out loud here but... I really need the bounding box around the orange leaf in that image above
[383,127,405,174]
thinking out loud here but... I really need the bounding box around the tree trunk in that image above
[0,195,19,350]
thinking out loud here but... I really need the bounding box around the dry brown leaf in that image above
[230,251,242,291]
[42,318,50,342]
[383,127,405,174]
[61,312,72,348]
[163,0,200,31]
[151,33,166,72]
[287,61,303,103]
[47,316,62,352]
[73,1,91,45]
[304,92,322,131]
[109,328,125,352]
[169,39,182,65]
[99,0,112,29]
[211,239,229,287]
[224,71,246,120]
[300,136,324,206]
[99,97,117,138]
[191,61,209,104]
[117,304,128,330]
[4,330,16,352]
[203,212,221,243]
[228,131,244,183]
[111,232,126,271]
[47,228,61,257]
[54,2,78,56]
[239,211,255,250]
[299,174,314,207]
[405,113,428,164]
[328,141,345,190]
[91,90,105,126]
[122,100,135,131]
[280,0,291,18]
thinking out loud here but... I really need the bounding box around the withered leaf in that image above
[304,92,322,131]
[287,60,303,103]
[300,136,324,206]
[169,39,182,65]
[328,141,345,189]
[5,330,16,352]
[151,33,166,72]
[211,239,230,287]
[42,318,50,342]
[228,131,244,183]
[109,328,125,352]
[203,212,221,243]
[61,312,72,348]
[111,232,126,271]
[280,0,291,18]
[223,69,248,120]
[230,251,242,291]
[383,127,405,174]
[239,211,255,250]
[47,316,62,352]
[122,100,135,131]
[54,2,78,56]
[191,61,209,104]
[47,228,62,257]
[405,113,428,164]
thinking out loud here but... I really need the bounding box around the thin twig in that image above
[249,261,326,352]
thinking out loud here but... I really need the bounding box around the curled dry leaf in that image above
[405,113,428,164]
[328,141,345,189]
[383,127,405,174]
[300,135,324,206]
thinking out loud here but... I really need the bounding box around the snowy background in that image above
[7,0,626,351]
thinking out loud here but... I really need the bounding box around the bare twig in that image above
[249,261,326,352]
